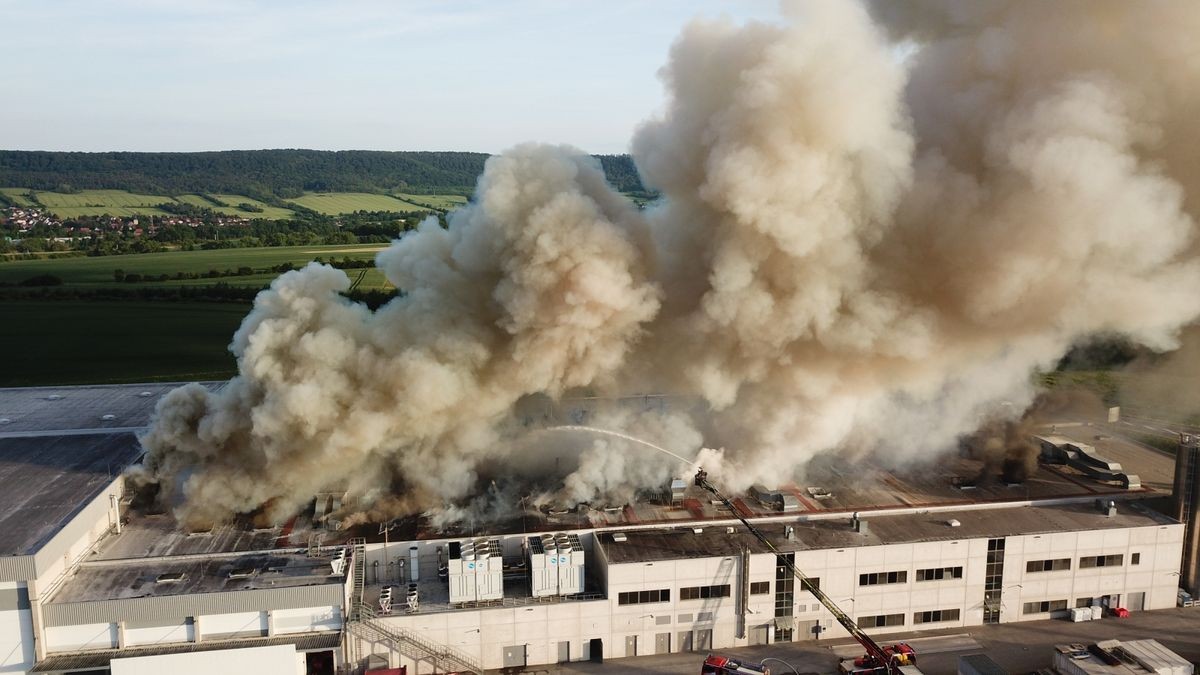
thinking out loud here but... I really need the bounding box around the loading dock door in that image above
[678,631,694,652]
[655,632,670,654]
[1128,592,1145,611]
[749,625,769,646]
[696,629,713,650]
[625,635,638,657]
[503,645,527,668]
[558,640,570,663]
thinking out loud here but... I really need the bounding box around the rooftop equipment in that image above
[528,532,584,597]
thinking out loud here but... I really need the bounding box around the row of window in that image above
[914,608,961,624]
[860,571,908,586]
[916,566,963,581]
[679,584,731,600]
[858,608,963,628]
[1026,553,1140,573]
[618,589,670,605]
[1023,599,1068,614]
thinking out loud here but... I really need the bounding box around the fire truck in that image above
[701,654,772,674]
[693,470,923,675]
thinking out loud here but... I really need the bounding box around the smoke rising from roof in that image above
[138,0,1200,527]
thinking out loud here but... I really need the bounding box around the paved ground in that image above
[503,607,1200,674]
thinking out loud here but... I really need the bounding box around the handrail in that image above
[349,604,483,674]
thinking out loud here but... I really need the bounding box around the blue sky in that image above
[0,0,780,154]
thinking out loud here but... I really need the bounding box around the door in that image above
[588,638,603,663]
[696,628,713,650]
[677,631,694,652]
[625,635,638,657]
[655,632,670,654]
[1128,592,1145,611]
[503,645,527,668]
[795,620,817,641]
[558,640,570,663]
[749,624,769,646]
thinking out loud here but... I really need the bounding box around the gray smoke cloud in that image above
[139,0,1200,526]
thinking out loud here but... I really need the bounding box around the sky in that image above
[0,0,780,154]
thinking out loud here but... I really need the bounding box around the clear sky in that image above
[0,0,780,154]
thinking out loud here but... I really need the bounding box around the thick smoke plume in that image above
[139,0,1200,526]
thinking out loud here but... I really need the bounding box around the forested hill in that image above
[0,150,647,198]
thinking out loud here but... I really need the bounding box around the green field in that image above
[0,301,248,386]
[285,192,429,215]
[0,244,390,287]
[0,188,36,206]
[394,193,468,211]
[175,194,297,220]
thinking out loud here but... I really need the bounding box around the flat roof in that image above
[1040,423,1177,492]
[92,513,309,561]
[48,550,343,603]
[597,501,1177,565]
[0,382,224,435]
[0,432,142,556]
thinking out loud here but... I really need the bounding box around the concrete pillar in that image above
[194,615,203,642]
[26,579,46,662]
[117,621,126,649]
[266,610,275,637]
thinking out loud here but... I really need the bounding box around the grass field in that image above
[394,193,468,211]
[0,301,248,386]
[0,188,36,206]
[175,194,297,220]
[0,244,390,287]
[285,192,429,215]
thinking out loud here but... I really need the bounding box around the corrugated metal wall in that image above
[42,583,343,627]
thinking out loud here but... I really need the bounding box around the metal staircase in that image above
[349,537,366,620]
[348,605,483,675]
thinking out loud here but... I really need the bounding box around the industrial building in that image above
[0,384,1194,674]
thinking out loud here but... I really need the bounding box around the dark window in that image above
[1025,558,1071,573]
[913,608,960,624]
[618,588,670,605]
[1078,554,1123,569]
[859,571,908,586]
[775,553,795,619]
[916,566,963,581]
[1076,598,1093,608]
[680,585,731,601]
[858,613,905,628]
[1131,553,1141,565]
[750,581,770,595]
[1022,599,1068,614]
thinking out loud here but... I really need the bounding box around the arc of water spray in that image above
[544,425,698,466]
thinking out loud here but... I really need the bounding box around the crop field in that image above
[285,192,429,215]
[175,194,297,220]
[32,189,174,217]
[394,193,468,211]
[0,300,248,386]
[0,244,389,287]
[0,188,36,206]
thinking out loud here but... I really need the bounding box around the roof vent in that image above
[100,414,117,421]
[0,418,10,425]
[692,527,704,534]
[946,519,961,527]
[612,532,627,542]
[156,572,185,583]
[227,567,256,579]
[46,394,63,401]
[138,391,153,398]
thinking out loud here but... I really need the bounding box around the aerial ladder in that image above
[693,469,920,675]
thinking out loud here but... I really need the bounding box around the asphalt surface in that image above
[504,607,1200,674]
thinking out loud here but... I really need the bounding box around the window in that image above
[858,613,905,628]
[680,584,731,600]
[1025,558,1071,573]
[859,571,908,586]
[1131,553,1141,565]
[801,577,820,592]
[775,553,795,619]
[1075,598,1094,608]
[1078,554,1124,569]
[618,588,670,605]
[750,581,770,595]
[916,566,963,581]
[913,608,960,624]
[1022,599,1068,614]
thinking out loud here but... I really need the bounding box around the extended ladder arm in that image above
[693,469,894,671]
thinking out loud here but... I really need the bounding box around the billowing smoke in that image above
[138,0,1200,526]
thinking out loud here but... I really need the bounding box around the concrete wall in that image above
[124,619,194,647]
[44,622,117,652]
[0,582,34,673]
[110,644,301,675]
[273,605,342,635]
[199,611,268,639]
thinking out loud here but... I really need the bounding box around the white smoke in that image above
[139,0,1200,526]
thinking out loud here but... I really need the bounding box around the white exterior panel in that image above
[111,644,299,675]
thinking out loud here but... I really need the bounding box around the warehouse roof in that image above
[31,631,340,672]
[0,432,142,556]
[0,382,223,435]
[597,500,1177,564]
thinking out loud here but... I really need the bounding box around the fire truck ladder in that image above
[349,537,366,620]
[693,470,913,674]
[348,605,483,675]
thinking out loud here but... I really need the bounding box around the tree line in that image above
[0,150,648,197]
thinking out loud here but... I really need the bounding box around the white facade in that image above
[109,644,302,675]
[364,511,1184,673]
